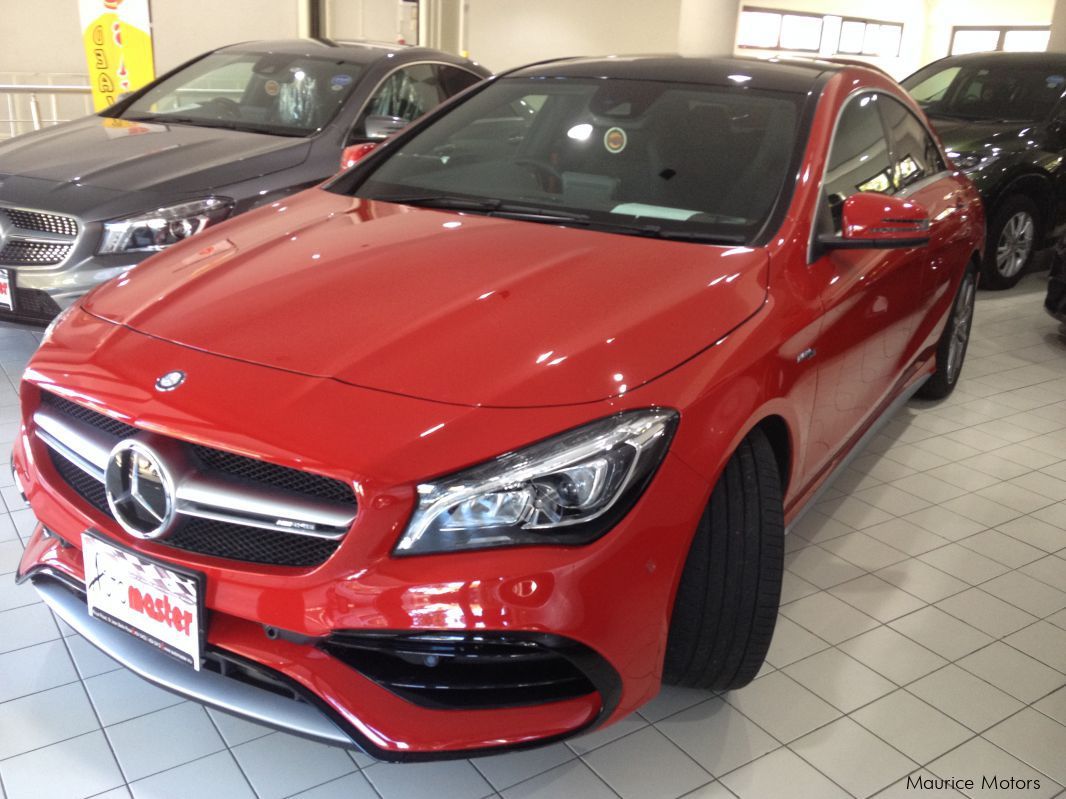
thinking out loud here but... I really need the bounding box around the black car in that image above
[0,39,489,321]
[903,51,1066,289]
[1048,238,1066,321]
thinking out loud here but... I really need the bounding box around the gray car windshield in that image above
[118,51,365,137]
[351,77,801,243]
[903,63,1066,122]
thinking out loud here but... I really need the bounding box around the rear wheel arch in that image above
[750,415,792,495]
[990,170,1054,241]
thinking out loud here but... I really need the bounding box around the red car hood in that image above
[83,189,769,408]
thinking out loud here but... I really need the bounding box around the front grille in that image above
[191,445,356,505]
[323,632,598,710]
[2,287,62,323]
[0,240,72,265]
[50,448,110,514]
[166,517,340,568]
[1,208,79,237]
[41,393,138,438]
[38,390,356,568]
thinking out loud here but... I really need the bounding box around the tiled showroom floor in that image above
[1,273,1066,799]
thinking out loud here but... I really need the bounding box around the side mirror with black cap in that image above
[818,192,931,251]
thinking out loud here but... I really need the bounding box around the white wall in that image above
[1,0,85,77]
[325,0,403,43]
[151,0,303,72]
[464,0,684,73]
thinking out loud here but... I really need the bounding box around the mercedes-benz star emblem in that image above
[155,370,185,392]
[105,440,178,540]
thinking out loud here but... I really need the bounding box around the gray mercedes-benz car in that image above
[0,39,489,322]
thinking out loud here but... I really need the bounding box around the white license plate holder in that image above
[82,531,204,670]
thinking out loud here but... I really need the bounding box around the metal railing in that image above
[0,78,93,139]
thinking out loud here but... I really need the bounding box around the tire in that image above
[982,194,1040,290]
[917,261,977,400]
[662,428,784,691]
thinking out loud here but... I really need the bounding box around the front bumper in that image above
[13,310,712,758]
[0,252,143,323]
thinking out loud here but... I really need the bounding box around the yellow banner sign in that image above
[78,0,155,111]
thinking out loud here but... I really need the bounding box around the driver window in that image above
[822,93,894,233]
[349,64,443,143]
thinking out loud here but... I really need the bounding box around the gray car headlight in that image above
[394,408,679,556]
[98,198,234,254]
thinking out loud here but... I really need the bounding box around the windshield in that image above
[903,62,1066,122]
[342,77,803,243]
[117,51,365,136]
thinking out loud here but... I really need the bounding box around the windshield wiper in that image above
[377,195,590,224]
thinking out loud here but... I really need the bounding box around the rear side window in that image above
[824,93,894,221]
[879,97,945,190]
[437,65,482,97]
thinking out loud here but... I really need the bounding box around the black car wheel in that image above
[662,428,783,691]
[983,195,1039,290]
[918,261,977,399]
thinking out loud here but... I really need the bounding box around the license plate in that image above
[0,268,12,311]
[82,532,204,670]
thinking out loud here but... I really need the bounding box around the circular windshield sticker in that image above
[264,79,280,96]
[604,127,627,154]
[331,74,353,91]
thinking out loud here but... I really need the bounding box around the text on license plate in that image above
[82,533,202,669]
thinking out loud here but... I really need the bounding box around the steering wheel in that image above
[513,157,562,192]
[197,97,242,120]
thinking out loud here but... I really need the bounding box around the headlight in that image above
[395,408,678,555]
[42,303,76,345]
[98,198,233,254]
[947,151,984,171]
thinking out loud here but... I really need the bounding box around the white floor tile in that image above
[232,732,357,799]
[583,726,711,799]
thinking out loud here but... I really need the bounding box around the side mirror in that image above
[818,192,931,251]
[364,114,408,140]
[339,142,378,171]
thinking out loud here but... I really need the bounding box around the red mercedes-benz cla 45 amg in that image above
[15,56,983,760]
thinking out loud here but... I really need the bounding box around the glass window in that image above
[737,7,901,58]
[1004,29,1051,52]
[120,51,364,136]
[736,11,783,49]
[906,66,961,105]
[824,94,894,229]
[437,65,483,97]
[951,29,1002,55]
[903,63,1066,122]
[780,14,822,51]
[345,77,804,244]
[879,97,944,189]
[838,20,867,54]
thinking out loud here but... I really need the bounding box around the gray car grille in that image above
[0,240,73,265]
[0,207,80,268]
[35,391,358,568]
[1,208,79,237]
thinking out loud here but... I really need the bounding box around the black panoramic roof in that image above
[506,55,845,93]
[218,38,478,68]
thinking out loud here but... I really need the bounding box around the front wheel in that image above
[982,195,1039,290]
[662,428,784,691]
[918,262,977,400]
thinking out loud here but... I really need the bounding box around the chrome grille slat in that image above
[33,394,357,567]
